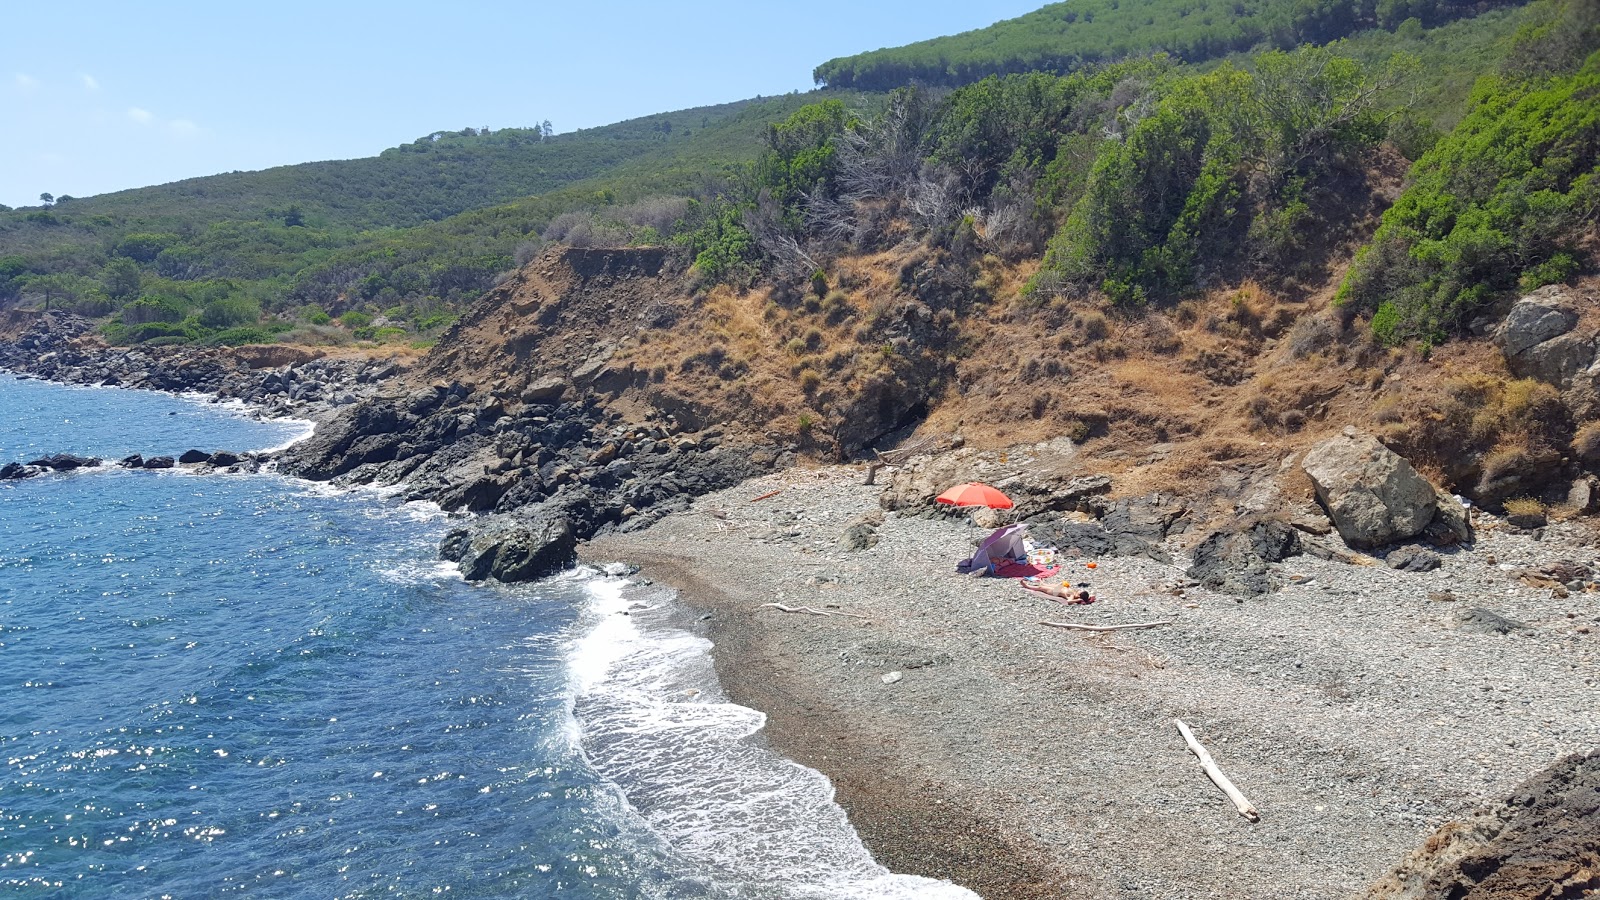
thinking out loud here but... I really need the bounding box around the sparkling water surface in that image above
[0,375,975,899]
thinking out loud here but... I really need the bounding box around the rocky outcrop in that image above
[442,514,577,583]
[1186,517,1302,596]
[1368,750,1600,899]
[26,453,101,471]
[278,374,782,582]
[1495,285,1593,387]
[1302,430,1469,550]
[0,461,44,480]
[0,311,402,418]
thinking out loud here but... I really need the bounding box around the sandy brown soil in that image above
[585,465,1600,899]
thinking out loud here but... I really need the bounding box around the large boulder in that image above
[1496,286,1596,388]
[520,375,568,404]
[28,453,101,471]
[442,514,576,583]
[1496,286,1579,356]
[277,398,409,480]
[1302,431,1446,549]
[0,461,43,480]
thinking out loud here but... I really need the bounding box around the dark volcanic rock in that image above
[28,453,101,470]
[178,449,211,464]
[142,456,175,469]
[0,461,42,480]
[1098,494,1188,561]
[277,398,410,480]
[1369,750,1600,899]
[208,450,241,467]
[120,454,144,468]
[443,515,577,583]
[1024,520,1116,558]
[1187,518,1302,597]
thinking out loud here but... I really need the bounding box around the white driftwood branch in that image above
[1038,620,1172,632]
[761,603,868,620]
[1175,719,1260,822]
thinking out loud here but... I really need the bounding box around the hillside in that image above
[814,0,1525,90]
[0,91,859,344]
[2,96,805,234]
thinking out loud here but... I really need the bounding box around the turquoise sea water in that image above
[0,375,974,899]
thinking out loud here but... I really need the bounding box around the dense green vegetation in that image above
[814,0,1520,91]
[1,0,1587,355]
[684,0,1592,342]
[0,93,843,345]
[1338,48,1600,344]
[693,46,1413,302]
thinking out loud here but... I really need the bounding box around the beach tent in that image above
[956,523,1029,574]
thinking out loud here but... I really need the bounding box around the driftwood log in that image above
[1039,620,1172,632]
[1175,718,1260,822]
[760,602,868,619]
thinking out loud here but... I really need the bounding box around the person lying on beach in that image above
[1021,581,1095,604]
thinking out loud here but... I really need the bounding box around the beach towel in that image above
[991,561,1061,579]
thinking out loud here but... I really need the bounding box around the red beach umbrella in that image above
[935,482,1014,510]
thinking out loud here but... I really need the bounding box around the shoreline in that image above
[1,368,973,895]
[8,330,1598,895]
[585,466,1600,899]
[601,550,1064,898]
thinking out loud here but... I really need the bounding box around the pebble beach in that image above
[586,464,1600,899]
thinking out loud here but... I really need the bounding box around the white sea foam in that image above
[568,576,979,900]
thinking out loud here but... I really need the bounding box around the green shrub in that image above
[340,310,373,329]
[199,298,261,329]
[1338,53,1600,341]
[1518,253,1578,291]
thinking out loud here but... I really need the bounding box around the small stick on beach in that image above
[750,489,783,502]
[1175,719,1260,822]
[1038,620,1172,632]
[761,602,868,619]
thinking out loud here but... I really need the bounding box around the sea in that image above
[0,373,976,899]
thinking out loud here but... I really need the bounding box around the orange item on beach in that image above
[1085,561,1098,569]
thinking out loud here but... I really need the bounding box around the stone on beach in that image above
[1301,430,1465,550]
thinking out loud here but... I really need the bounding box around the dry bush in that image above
[803,327,825,351]
[1182,347,1249,386]
[1245,393,1275,429]
[799,369,822,395]
[1078,311,1110,343]
[822,290,853,325]
[1286,315,1338,359]
[1503,497,1547,518]
[617,196,691,234]
[1030,392,1052,419]
[1573,420,1600,465]
[1142,314,1183,355]
[514,240,543,267]
[1372,394,1405,424]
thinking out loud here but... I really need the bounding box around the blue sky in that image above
[1,1,1042,208]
